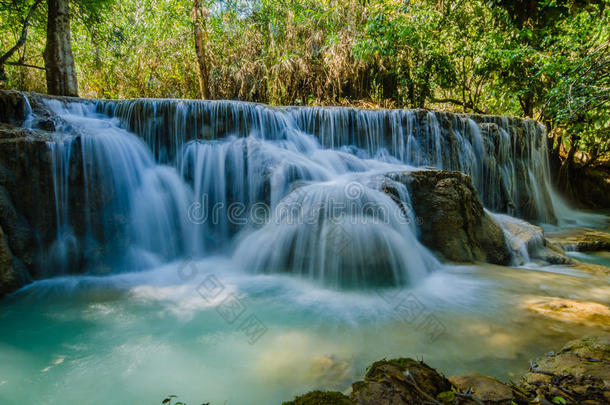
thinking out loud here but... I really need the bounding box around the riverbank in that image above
[284,335,610,404]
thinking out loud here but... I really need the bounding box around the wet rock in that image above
[449,373,519,404]
[493,214,574,265]
[523,296,610,330]
[477,120,556,224]
[349,358,454,404]
[284,336,610,405]
[0,93,94,295]
[282,390,354,405]
[385,170,511,265]
[0,90,28,126]
[546,227,610,252]
[0,225,29,296]
[571,261,610,276]
[520,335,610,404]
[0,185,37,268]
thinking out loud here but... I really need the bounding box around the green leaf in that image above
[437,391,455,403]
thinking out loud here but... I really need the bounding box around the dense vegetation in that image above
[1,0,608,180]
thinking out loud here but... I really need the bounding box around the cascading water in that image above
[99,99,558,223]
[233,176,437,288]
[38,96,574,283]
[43,97,444,287]
[47,137,78,272]
[43,99,197,273]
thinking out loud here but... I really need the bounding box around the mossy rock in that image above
[282,390,353,405]
[351,358,453,404]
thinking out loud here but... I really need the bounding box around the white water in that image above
[43,99,441,287]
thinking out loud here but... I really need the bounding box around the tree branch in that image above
[5,61,45,70]
[0,0,43,67]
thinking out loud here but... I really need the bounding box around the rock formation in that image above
[284,336,610,405]
[383,170,511,265]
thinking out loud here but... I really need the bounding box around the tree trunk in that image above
[519,95,534,118]
[44,0,78,96]
[192,0,210,99]
[556,134,579,199]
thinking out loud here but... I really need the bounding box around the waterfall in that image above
[233,176,437,288]
[47,137,78,272]
[99,99,557,223]
[31,95,560,287]
[43,99,196,273]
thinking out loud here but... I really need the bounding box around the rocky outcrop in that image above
[0,124,56,294]
[282,391,353,405]
[546,227,610,252]
[285,336,610,405]
[449,373,516,404]
[556,163,610,210]
[493,214,575,265]
[349,358,455,404]
[384,170,511,265]
[0,91,102,297]
[522,335,610,404]
[0,225,29,297]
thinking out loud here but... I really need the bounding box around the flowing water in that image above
[0,97,608,404]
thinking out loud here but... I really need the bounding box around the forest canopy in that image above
[0,0,609,169]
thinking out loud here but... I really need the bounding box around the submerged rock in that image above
[546,227,610,252]
[523,296,610,330]
[385,170,511,265]
[493,214,574,265]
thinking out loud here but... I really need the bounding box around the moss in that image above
[364,357,419,378]
[282,390,353,405]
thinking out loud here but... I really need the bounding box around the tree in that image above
[0,0,43,82]
[192,0,210,99]
[44,0,78,96]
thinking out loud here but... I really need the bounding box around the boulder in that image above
[493,214,574,265]
[520,335,610,404]
[282,390,353,405]
[0,90,28,126]
[384,170,511,265]
[449,373,516,404]
[350,358,454,405]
